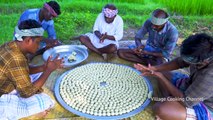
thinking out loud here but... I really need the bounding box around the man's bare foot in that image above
[33,108,51,118]
[102,53,108,61]
[155,115,162,120]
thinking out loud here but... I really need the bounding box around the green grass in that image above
[153,0,213,15]
[0,0,212,45]
[170,15,213,38]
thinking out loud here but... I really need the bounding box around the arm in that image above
[94,30,104,40]
[94,31,116,42]
[135,20,149,47]
[44,21,62,48]
[93,13,102,37]
[97,32,116,42]
[113,16,123,41]
[29,64,45,74]
[134,58,189,98]
[32,56,63,90]
[46,20,56,39]
[9,55,63,98]
[145,71,184,98]
[94,31,114,43]
[154,59,179,71]
[134,57,189,72]
[93,13,106,42]
[105,35,116,41]
[154,57,189,71]
[159,75,184,98]
[42,38,62,49]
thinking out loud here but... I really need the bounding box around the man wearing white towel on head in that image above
[79,4,123,60]
[0,19,63,119]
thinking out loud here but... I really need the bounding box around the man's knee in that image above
[153,101,172,119]
[79,35,88,44]
[153,101,186,120]
[153,102,165,116]
[108,44,117,53]
[117,49,125,58]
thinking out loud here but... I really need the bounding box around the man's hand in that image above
[44,54,64,72]
[134,63,152,73]
[133,46,144,56]
[134,63,164,79]
[133,48,141,56]
[140,50,149,55]
[45,39,62,49]
[100,32,107,43]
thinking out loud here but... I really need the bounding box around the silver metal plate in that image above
[54,63,153,119]
[43,45,88,67]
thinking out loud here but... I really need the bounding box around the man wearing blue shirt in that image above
[14,1,61,57]
[118,9,178,65]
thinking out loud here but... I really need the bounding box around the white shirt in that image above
[86,13,123,48]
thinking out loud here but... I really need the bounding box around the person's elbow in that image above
[162,51,170,59]
[48,35,56,40]
[19,92,34,98]
[177,92,184,98]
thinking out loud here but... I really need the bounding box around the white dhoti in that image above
[0,73,55,120]
[86,33,119,49]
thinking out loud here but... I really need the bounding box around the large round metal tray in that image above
[43,45,88,67]
[54,63,153,119]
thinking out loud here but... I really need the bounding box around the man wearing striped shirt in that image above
[118,9,178,65]
[134,33,213,120]
[0,19,63,119]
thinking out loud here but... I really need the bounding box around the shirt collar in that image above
[158,21,168,34]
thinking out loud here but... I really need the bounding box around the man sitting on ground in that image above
[79,4,123,60]
[118,9,178,65]
[0,19,63,119]
[14,1,62,57]
[134,33,213,120]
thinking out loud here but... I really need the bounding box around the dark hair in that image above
[17,19,42,40]
[104,4,117,10]
[47,1,61,15]
[152,9,169,18]
[18,19,41,30]
[180,33,213,62]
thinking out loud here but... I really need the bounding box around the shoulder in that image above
[189,61,213,84]
[94,13,104,22]
[115,15,123,21]
[0,42,27,68]
[22,9,39,15]
[97,13,104,19]
[200,61,213,76]
[8,42,26,61]
[143,19,152,27]
[167,21,178,33]
[20,9,39,21]
[113,15,123,25]
[146,19,152,23]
